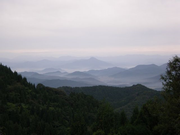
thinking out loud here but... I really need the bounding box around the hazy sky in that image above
[0,0,180,58]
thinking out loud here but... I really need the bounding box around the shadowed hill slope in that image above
[61,84,161,117]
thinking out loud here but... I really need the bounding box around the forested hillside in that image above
[0,56,180,135]
[61,85,161,117]
[0,64,100,134]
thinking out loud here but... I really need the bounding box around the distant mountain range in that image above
[2,57,113,72]
[61,57,113,70]
[39,68,65,73]
[18,60,166,90]
[86,67,126,76]
[1,56,168,90]
[112,64,166,78]
[66,71,94,78]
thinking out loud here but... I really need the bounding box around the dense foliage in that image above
[159,56,180,134]
[0,56,179,135]
[0,64,100,134]
[61,85,161,117]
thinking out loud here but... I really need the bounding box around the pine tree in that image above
[161,55,180,100]
[159,56,180,134]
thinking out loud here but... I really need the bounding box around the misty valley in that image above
[3,57,167,90]
[0,56,180,135]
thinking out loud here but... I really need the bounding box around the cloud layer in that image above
[0,0,180,57]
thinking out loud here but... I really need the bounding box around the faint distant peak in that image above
[38,59,52,62]
[135,64,158,68]
[89,57,98,60]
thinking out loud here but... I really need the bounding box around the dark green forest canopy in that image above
[60,85,161,116]
[0,64,102,134]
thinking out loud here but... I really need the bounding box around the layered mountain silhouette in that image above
[3,57,113,72]
[86,67,126,76]
[18,62,166,90]
[66,71,94,78]
[60,57,113,70]
[2,56,166,89]
[112,64,166,78]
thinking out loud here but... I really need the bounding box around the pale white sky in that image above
[0,0,180,58]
